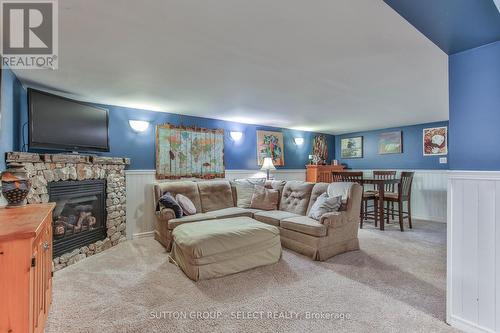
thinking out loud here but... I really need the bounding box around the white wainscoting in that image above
[125,170,157,240]
[353,169,448,223]
[125,169,306,238]
[447,171,500,333]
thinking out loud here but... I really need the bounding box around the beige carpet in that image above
[46,220,458,333]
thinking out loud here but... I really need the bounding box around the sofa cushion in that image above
[327,182,355,201]
[175,193,196,215]
[197,180,234,213]
[279,181,315,215]
[157,192,183,218]
[168,213,218,229]
[306,182,329,215]
[232,178,266,208]
[250,186,279,210]
[280,216,328,237]
[307,193,342,220]
[254,210,300,226]
[155,181,202,213]
[265,179,286,206]
[207,207,256,219]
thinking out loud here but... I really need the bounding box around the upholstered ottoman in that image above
[170,217,282,281]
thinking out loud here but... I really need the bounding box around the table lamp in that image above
[261,157,276,180]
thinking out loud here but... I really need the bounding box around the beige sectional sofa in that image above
[153,179,362,261]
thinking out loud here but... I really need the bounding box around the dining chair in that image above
[331,171,374,224]
[369,171,397,225]
[375,171,414,231]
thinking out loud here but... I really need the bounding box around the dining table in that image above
[359,178,400,230]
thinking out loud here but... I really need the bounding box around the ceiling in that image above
[13,0,448,134]
[384,0,500,55]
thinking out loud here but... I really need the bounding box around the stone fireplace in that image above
[5,152,130,271]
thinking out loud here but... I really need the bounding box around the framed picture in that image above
[312,134,328,162]
[423,126,447,156]
[341,137,363,158]
[155,124,225,179]
[378,131,402,154]
[257,130,284,166]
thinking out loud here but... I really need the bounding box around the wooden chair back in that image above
[373,170,397,192]
[399,172,414,200]
[332,171,364,184]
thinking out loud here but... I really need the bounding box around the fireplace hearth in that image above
[49,180,106,257]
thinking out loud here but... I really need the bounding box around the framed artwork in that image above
[257,130,284,166]
[423,126,447,156]
[378,131,402,154]
[156,124,225,179]
[312,134,328,162]
[341,137,363,158]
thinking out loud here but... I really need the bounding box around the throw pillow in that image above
[175,194,196,216]
[157,192,183,218]
[308,193,342,220]
[233,178,266,208]
[265,179,286,205]
[250,185,279,210]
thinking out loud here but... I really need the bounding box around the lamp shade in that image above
[260,157,276,171]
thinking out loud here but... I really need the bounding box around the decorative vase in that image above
[1,163,31,208]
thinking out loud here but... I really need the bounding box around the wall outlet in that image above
[439,157,447,164]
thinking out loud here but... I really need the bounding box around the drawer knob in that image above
[43,241,49,251]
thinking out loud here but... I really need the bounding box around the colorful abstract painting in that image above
[423,126,447,156]
[341,137,363,158]
[156,124,225,179]
[312,134,328,162]
[257,130,284,166]
[378,131,402,154]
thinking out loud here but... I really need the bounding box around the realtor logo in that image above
[1,0,58,69]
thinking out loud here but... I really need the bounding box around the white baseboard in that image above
[448,315,495,333]
[132,231,154,239]
[412,215,446,223]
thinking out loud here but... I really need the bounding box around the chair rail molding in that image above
[447,170,500,333]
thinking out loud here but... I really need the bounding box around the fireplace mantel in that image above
[5,152,130,271]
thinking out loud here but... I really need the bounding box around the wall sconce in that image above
[129,120,150,132]
[294,137,304,145]
[230,131,243,141]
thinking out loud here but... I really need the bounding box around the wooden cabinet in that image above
[0,203,55,333]
[306,164,345,183]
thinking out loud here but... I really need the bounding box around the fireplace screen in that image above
[49,180,106,257]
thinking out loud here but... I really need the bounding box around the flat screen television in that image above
[29,89,109,152]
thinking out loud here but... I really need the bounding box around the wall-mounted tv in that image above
[29,89,110,152]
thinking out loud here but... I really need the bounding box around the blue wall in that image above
[335,121,449,170]
[449,41,500,170]
[98,106,335,170]
[0,67,23,170]
[16,92,335,170]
